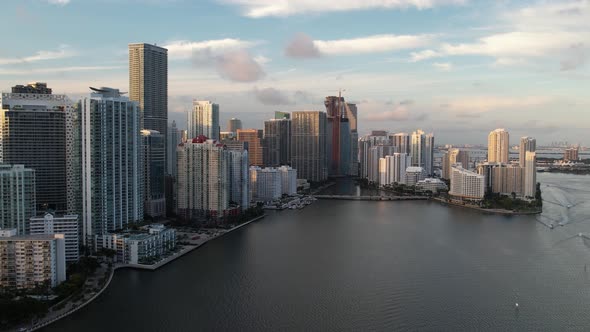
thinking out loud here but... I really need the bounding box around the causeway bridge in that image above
[313,195,427,201]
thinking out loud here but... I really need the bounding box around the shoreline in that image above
[432,197,541,215]
[27,214,266,332]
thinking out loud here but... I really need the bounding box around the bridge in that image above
[313,195,428,201]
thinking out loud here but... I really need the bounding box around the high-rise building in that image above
[391,133,410,154]
[30,213,79,263]
[492,164,524,195]
[249,166,282,202]
[488,128,510,163]
[180,130,188,143]
[227,149,249,209]
[237,129,264,166]
[263,119,291,167]
[519,137,536,167]
[188,101,220,140]
[524,151,537,198]
[176,137,231,221]
[291,111,327,182]
[368,145,396,183]
[442,149,470,180]
[0,83,74,212]
[424,133,435,176]
[128,43,168,143]
[142,130,166,218]
[0,230,66,290]
[81,87,143,245]
[275,111,290,120]
[359,134,390,179]
[379,153,411,185]
[0,165,36,234]
[278,166,298,196]
[450,166,485,200]
[405,167,426,186]
[227,118,242,133]
[344,103,358,132]
[325,96,357,176]
[564,147,579,162]
[167,121,180,177]
[410,130,434,175]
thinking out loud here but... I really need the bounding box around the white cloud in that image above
[222,0,466,18]
[0,65,123,75]
[45,0,70,5]
[433,62,452,71]
[410,49,441,62]
[314,34,433,56]
[164,39,260,60]
[0,45,75,65]
[444,96,553,114]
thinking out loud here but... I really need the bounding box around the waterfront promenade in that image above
[25,215,266,332]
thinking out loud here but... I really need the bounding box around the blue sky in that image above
[1,0,589,145]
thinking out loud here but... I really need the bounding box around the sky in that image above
[0,0,589,145]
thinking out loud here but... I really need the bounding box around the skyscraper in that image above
[344,103,358,132]
[424,133,435,176]
[263,118,291,167]
[391,133,410,154]
[227,149,249,209]
[359,134,390,179]
[188,101,220,140]
[0,82,74,212]
[227,118,242,133]
[128,43,168,138]
[488,129,510,163]
[176,137,230,221]
[0,164,36,235]
[81,87,143,244]
[442,149,470,180]
[237,129,264,166]
[524,151,537,198]
[167,121,180,177]
[519,137,536,167]
[291,111,327,182]
[411,130,425,168]
[142,130,166,218]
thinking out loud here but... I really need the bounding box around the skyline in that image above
[0,0,589,144]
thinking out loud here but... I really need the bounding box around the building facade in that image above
[519,137,536,167]
[0,165,36,235]
[227,149,250,209]
[249,167,282,202]
[0,231,66,290]
[81,87,143,245]
[450,166,485,200]
[188,101,220,140]
[405,167,426,186]
[177,137,230,221]
[263,119,291,167]
[227,118,242,133]
[278,166,297,196]
[94,225,176,264]
[564,147,579,162]
[0,83,74,212]
[30,213,79,263]
[524,151,537,198]
[142,130,166,218]
[237,129,264,166]
[128,43,168,152]
[291,111,328,182]
[488,128,510,163]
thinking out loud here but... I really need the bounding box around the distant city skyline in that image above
[0,1,588,144]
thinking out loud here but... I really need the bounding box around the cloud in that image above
[315,34,433,56]
[0,65,123,75]
[222,0,466,18]
[45,0,70,5]
[444,96,552,114]
[253,87,293,105]
[433,62,452,71]
[560,43,588,71]
[215,50,265,82]
[410,49,441,62]
[164,39,259,60]
[0,45,75,65]
[285,33,321,58]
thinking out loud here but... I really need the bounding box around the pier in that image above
[313,195,427,201]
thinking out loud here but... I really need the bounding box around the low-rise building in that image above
[94,225,176,264]
[405,167,426,186]
[416,178,448,193]
[0,229,66,290]
[30,213,80,263]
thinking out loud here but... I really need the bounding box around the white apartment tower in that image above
[30,213,79,263]
[81,87,143,244]
[188,101,220,140]
[524,151,537,198]
[450,166,485,200]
